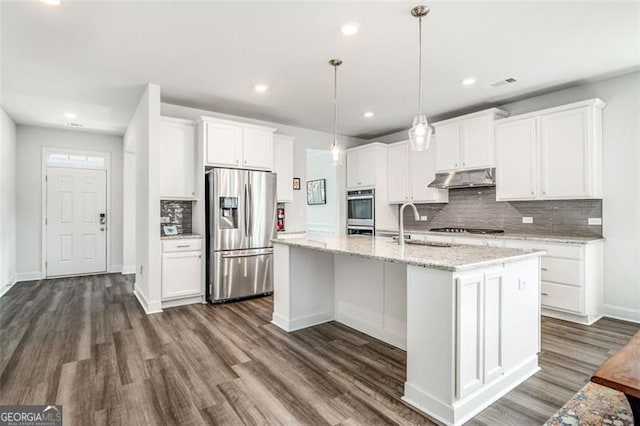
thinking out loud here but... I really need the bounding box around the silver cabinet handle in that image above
[176,244,191,248]
[541,292,549,296]
[222,251,273,259]
[541,268,548,271]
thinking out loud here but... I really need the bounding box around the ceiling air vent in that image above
[489,78,518,88]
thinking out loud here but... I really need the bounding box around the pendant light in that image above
[408,5,433,151]
[329,59,344,166]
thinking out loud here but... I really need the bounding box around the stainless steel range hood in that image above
[428,167,496,189]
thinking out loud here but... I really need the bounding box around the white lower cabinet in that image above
[161,239,203,300]
[456,269,504,399]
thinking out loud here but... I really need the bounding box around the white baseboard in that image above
[603,304,640,324]
[16,272,43,282]
[0,276,17,298]
[107,264,122,273]
[403,356,540,426]
[271,311,334,332]
[335,311,407,350]
[161,295,204,309]
[121,265,136,275]
[133,285,163,314]
[541,308,603,326]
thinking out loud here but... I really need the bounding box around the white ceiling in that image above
[2,1,639,138]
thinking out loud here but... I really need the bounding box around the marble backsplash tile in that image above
[401,187,602,237]
[160,200,193,235]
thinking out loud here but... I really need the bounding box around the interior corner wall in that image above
[0,109,17,296]
[126,83,161,313]
[160,103,368,233]
[15,125,124,279]
[122,150,136,274]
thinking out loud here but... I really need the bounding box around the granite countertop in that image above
[376,228,603,244]
[272,235,544,272]
[161,233,203,240]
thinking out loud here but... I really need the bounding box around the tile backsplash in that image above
[401,187,602,237]
[160,200,193,235]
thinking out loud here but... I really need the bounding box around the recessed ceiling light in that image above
[254,83,269,93]
[363,111,374,118]
[340,22,360,36]
[40,0,61,5]
[64,112,77,119]
[461,77,477,86]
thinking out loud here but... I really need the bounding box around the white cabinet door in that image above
[347,147,377,188]
[160,119,195,199]
[162,251,202,299]
[346,150,360,189]
[243,127,273,171]
[495,118,537,200]
[357,147,377,187]
[483,270,503,384]
[460,114,493,169]
[411,146,448,203]
[456,273,484,398]
[205,122,242,167]
[273,135,294,202]
[387,143,410,203]
[435,122,459,172]
[539,107,589,199]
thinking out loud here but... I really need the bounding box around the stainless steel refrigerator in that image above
[206,168,277,303]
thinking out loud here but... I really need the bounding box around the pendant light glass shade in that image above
[409,115,432,151]
[329,59,344,166]
[408,5,432,152]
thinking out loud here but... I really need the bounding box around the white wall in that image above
[125,84,162,313]
[306,149,340,234]
[0,109,17,296]
[161,103,367,233]
[15,125,124,279]
[122,150,136,274]
[373,71,640,323]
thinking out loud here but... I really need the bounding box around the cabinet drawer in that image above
[541,282,583,313]
[541,257,582,286]
[162,239,203,253]
[505,240,583,259]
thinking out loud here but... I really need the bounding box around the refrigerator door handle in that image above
[247,182,253,236]
[244,183,249,236]
[222,250,273,259]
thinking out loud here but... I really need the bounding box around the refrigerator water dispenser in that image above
[219,197,238,229]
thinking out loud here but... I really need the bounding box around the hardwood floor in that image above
[0,274,637,425]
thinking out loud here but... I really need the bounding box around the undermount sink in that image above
[390,236,453,248]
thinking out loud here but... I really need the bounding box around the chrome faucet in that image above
[398,203,420,246]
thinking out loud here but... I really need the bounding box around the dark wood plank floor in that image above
[0,274,637,425]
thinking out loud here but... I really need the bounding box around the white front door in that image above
[46,167,107,277]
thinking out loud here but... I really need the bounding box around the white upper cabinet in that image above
[495,99,605,201]
[435,122,459,172]
[495,118,537,200]
[387,141,448,204]
[273,134,294,203]
[387,143,410,203]
[347,144,380,189]
[201,117,275,171]
[160,117,196,199]
[433,108,508,173]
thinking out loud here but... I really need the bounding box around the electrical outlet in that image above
[420,215,428,221]
[518,279,527,290]
[588,217,602,225]
[522,217,533,224]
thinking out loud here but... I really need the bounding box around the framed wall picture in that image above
[306,179,326,205]
[293,177,301,190]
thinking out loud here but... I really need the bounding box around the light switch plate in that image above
[588,217,602,225]
[420,215,428,221]
[522,217,533,224]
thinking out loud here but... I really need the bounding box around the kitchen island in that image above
[271,235,545,426]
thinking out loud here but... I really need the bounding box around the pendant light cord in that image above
[333,64,338,143]
[418,16,423,116]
